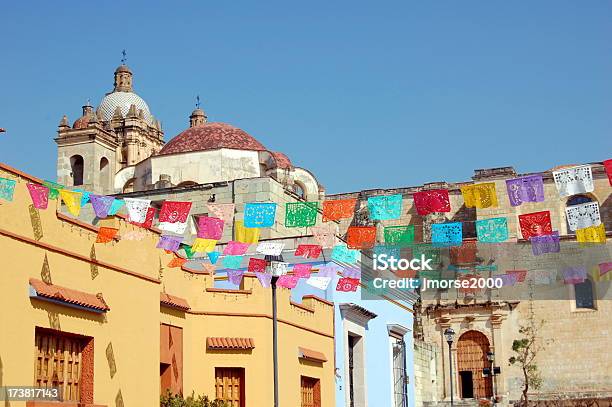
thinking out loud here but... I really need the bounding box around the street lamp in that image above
[486,351,497,404]
[266,255,286,407]
[444,328,456,407]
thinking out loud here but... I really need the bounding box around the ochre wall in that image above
[0,163,335,407]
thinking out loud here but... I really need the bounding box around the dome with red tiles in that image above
[73,115,90,129]
[159,122,267,155]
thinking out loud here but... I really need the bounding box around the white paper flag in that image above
[306,276,332,290]
[553,165,594,197]
[270,261,289,277]
[565,202,601,231]
[124,198,151,223]
[159,221,188,234]
[256,242,285,256]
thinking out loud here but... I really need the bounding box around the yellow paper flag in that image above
[191,238,217,253]
[235,220,260,244]
[576,224,606,244]
[461,183,498,209]
[59,189,82,217]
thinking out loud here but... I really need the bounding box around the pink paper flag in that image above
[26,183,49,209]
[295,244,323,259]
[293,264,313,279]
[599,262,612,277]
[277,275,299,289]
[223,241,250,255]
[197,216,225,240]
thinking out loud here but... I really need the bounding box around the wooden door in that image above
[456,331,492,399]
[34,330,83,401]
[301,376,320,407]
[215,368,244,407]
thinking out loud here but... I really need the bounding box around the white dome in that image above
[97,91,153,124]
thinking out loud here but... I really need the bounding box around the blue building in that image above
[291,258,417,407]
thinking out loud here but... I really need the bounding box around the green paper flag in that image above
[285,202,319,228]
[384,225,415,246]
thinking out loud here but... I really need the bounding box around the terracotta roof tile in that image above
[160,292,190,311]
[159,122,266,155]
[207,337,255,350]
[29,278,109,312]
[271,151,293,169]
[298,347,327,363]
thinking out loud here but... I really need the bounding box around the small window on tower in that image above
[70,155,84,186]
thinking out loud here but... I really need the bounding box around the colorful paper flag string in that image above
[431,222,463,247]
[223,255,243,269]
[347,226,377,249]
[505,175,544,207]
[367,194,402,220]
[285,202,319,228]
[336,277,359,292]
[461,183,498,209]
[383,225,414,246]
[26,183,49,209]
[565,202,601,231]
[244,202,277,228]
[475,217,508,243]
[235,221,260,244]
[553,165,594,197]
[518,211,552,239]
[197,216,225,240]
[159,201,192,223]
[413,189,450,215]
[322,198,356,222]
[124,198,151,223]
[530,232,560,255]
[96,227,118,243]
[90,195,115,219]
[59,189,82,217]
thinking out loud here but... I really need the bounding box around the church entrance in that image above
[456,331,493,399]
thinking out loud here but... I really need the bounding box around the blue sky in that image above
[0,1,610,193]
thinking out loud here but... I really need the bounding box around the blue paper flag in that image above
[431,222,463,247]
[73,189,91,206]
[476,217,508,243]
[0,178,17,201]
[108,199,125,215]
[331,244,360,264]
[367,194,403,220]
[208,251,220,264]
[244,202,277,228]
[222,255,244,269]
[374,245,401,260]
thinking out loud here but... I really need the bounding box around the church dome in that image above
[159,122,267,155]
[97,91,153,124]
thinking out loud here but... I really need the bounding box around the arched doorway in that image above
[70,155,84,186]
[456,331,493,399]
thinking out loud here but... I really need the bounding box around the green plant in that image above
[160,391,230,407]
[508,319,547,406]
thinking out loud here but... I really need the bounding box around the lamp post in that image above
[486,351,496,405]
[266,255,286,407]
[444,328,456,407]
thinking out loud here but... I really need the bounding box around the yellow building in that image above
[0,163,335,407]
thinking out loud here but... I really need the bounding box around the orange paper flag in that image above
[167,257,187,268]
[322,199,357,222]
[96,227,118,243]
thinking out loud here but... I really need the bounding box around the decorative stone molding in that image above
[387,323,410,339]
[339,303,377,327]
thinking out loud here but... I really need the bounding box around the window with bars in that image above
[215,367,244,407]
[34,328,93,402]
[391,336,408,407]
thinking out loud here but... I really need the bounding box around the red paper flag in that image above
[603,159,612,186]
[96,227,118,243]
[322,198,357,222]
[248,258,268,273]
[167,256,187,268]
[336,277,360,292]
[295,244,322,259]
[159,201,192,223]
[130,207,156,229]
[346,226,377,249]
[518,211,552,239]
[413,189,451,216]
[507,269,528,283]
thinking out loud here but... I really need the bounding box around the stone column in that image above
[490,313,506,400]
